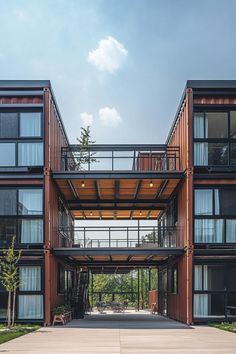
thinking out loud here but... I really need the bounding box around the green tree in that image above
[76,126,97,170]
[0,236,22,328]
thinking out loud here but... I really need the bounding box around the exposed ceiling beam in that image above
[155,180,169,199]
[95,180,101,200]
[147,210,152,219]
[115,180,120,199]
[130,210,134,219]
[134,180,142,199]
[67,180,80,200]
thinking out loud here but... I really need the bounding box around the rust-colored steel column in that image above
[44,88,52,325]
[186,88,193,325]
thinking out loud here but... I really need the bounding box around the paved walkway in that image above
[1,311,236,353]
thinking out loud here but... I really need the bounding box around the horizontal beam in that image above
[69,206,166,211]
[0,90,44,96]
[67,198,169,205]
[53,171,184,180]
[53,247,184,257]
[0,104,44,108]
[65,144,170,151]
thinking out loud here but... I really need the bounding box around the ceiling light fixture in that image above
[81,181,85,188]
[149,180,153,188]
[139,211,142,216]
[90,211,93,216]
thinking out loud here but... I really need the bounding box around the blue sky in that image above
[1,0,236,144]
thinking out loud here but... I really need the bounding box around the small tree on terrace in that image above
[0,236,22,328]
[76,126,97,170]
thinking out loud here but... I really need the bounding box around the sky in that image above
[0,0,236,145]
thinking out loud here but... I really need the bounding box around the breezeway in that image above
[1,311,236,353]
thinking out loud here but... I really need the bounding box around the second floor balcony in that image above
[61,144,180,172]
[59,225,182,249]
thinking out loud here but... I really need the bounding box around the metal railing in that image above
[61,144,180,172]
[58,225,180,248]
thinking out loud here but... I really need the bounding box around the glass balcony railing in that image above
[60,144,180,172]
[58,225,181,248]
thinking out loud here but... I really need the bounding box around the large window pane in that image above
[194,143,208,166]
[208,143,228,165]
[227,266,236,291]
[0,190,17,215]
[0,143,15,166]
[0,219,17,247]
[218,189,236,215]
[194,113,205,138]
[194,219,224,243]
[18,189,43,215]
[194,189,213,215]
[0,292,8,319]
[19,266,41,291]
[20,112,41,137]
[0,112,18,138]
[18,295,43,319]
[230,111,236,138]
[20,219,43,243]
[226,220,236,242]
[205,112,228,138]
[206,265,224,290]
[230,143,236,165]
[18,142,43,166]
[194,294,225,318]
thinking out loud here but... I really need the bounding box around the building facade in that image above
[0,80,235,325]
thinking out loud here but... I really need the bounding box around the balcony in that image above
[59,225,182,248]
[54,225,184,271]
[60,144,180,172]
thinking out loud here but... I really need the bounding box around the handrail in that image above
[60,144,180,172]
[58,225,180,248]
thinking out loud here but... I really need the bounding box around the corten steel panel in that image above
[194,97,236,105]
[148,290,158,309]
[165,88,193,324]
[195,179,236,185]
[0,96,43,104]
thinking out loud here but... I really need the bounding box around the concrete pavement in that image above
[1,311,236,354]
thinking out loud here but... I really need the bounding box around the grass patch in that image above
[209,322,236,333]
[0,324,40,344]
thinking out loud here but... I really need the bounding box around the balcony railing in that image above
[59,226,181,248]
[61,144,180,172]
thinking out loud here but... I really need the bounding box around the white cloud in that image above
[87,36,128,73]
[80,112,94,127]
[99,107,122,127]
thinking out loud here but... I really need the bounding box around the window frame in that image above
[193,109,236,166]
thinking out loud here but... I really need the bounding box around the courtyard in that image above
[1,311,236,354]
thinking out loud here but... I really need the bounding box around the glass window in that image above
[0,112,18,138]
[194,265,224,291]
[0,189,17,215]
[171,267,177,294]
[208,143,228,165]
[0,292,8,319]
[20,219,43,243]
[194,143,208,166]
[230,143,236,165]
[58,265,65,293]
[194,293,225,317]
[226,220,236,243]
[194,113,205,138]
[194,219,224,243]
[0,219,17,247]
[18,295,43,319]
[194,189,213,215]
[227,266,236,291]
[218,189,236,215]
[20,112,41,137]
[230,111,236,138]
[19,266,41,291]
[18,142,43,166]
[205,112,228,138]
[0,143,15,166]
[18,189,43,215]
